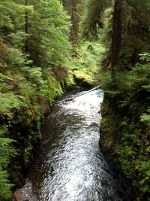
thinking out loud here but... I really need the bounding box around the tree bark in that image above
[25,0,28,53]
[61,0,79,44]
[111,0,124,71]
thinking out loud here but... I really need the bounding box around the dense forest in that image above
[0,0,149,201]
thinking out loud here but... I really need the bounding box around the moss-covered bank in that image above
[0,65,66,199]
[100,63,150,201]
[0,62,95,201]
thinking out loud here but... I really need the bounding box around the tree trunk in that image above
[111,0,123,72]
[62,0,80,44]
[25,0,28,53]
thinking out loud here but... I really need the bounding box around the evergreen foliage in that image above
[62,0,80,44]
[0,0,150,200]
[0,0,71,200]
[27,0,71,67]
[101,53,150,199]
[0,126,14,200]
[79,0,150,200]
[70,41,105,86]
[79,0,111,38]
[97,1,150,200]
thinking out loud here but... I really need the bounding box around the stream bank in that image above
[100,92,150,201]
[17,89,127,201]
[10,76,95,200]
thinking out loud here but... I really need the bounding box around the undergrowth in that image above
[100,53,150,201]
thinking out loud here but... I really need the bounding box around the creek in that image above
[18,89,123,201]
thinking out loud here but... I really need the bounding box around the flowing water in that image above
[19,89,124,201]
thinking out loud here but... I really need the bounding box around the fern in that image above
[0,92,25,118]
[0,126,14,200]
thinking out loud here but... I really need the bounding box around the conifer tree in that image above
[0,1,71,200]
[62,0,80,44]
[26,0,71,67]
[79,0,111,38]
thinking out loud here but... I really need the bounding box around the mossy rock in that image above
[73,69,95,89]
[64,71,77,90]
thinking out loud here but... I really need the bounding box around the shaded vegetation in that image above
[0,0,70,200]
[69,41,105,88]
[76,0,150,200]
[92,1,150,200]
[100,54,150,200]
[0,0,101,200]
[1,0,150,200]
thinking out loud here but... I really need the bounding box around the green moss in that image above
[0,126,14,201]
[0,64,65,199]
[74,69,95,85]
[101,99,150,200]
[47,75,63,102]
[100,59,150,201]
[65,71,76,88]
[69,41,105,87]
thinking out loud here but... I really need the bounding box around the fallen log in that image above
[63,85,101,102]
